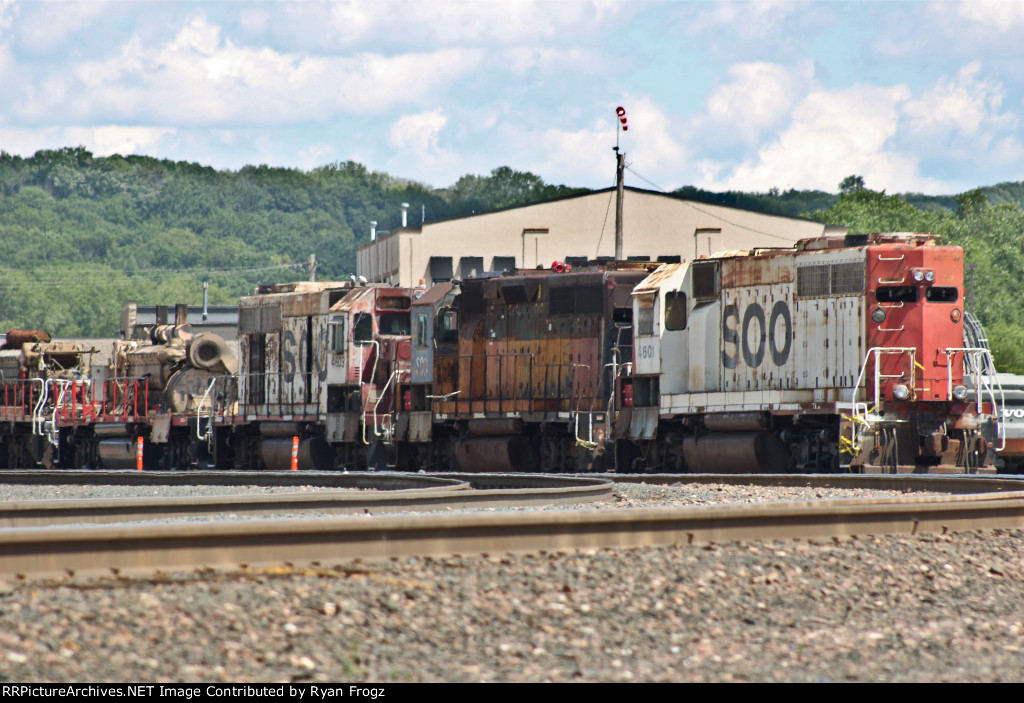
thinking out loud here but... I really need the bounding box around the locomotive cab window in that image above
[926,287,959,303]
[635,293,655,336]
[665,291,687,330]
[414,313,429,347]
[876,286,918,303]
[353,312,373,344]
[437,308,459,344]
[613,307,632,325]
[329,316,346,353]
[379,313,411,336]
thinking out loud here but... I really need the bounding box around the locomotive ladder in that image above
[841,347,918,469]
[944,346,1005,451]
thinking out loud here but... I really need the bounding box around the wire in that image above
[625,166,668,193]
[0,262,306,289]
[592,180,617,258]
[624,165,802,244]
[0,262,305,277]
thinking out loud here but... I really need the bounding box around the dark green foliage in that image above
[440,166,587,214]
[838,175,865,194]
[0,150,581,337]
[808,188,1024,373]
[672,185,837,218]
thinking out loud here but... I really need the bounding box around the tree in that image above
[838,175,865,194]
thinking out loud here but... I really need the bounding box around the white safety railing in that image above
[944,346,1005,451]
[844,347,918,467]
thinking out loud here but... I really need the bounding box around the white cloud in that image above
[14,0,111,51]
[390,109,449,159]
[297,143,335,169]
[529,96,687,189]
[0,125,174,157]
[323,1,630,48]
[706,84,945,193]
[12,14,481,126]
[954,0,1024,31]
[704,60,815,143]
[903,61,1008,138]
[0,0,18,32]
[65,125,177,156]
[684,1,799,39]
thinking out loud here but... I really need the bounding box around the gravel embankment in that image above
[0,529,1021,682]
[0,481,1016,682]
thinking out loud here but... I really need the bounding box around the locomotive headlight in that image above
[871,308,887,323]
[892,384,911,401]
[924,270,935,282]
[951,308,962,322]
[912,269,925,282]
[952,384,969,401]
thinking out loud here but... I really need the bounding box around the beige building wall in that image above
[357,187,834,287]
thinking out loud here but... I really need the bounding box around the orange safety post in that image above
[291,436,299,471]
[136,436,144,471]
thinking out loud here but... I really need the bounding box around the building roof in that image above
[357,185,826,252]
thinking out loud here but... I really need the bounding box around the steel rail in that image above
[606,472,1024,495]
[3,482,1024,580]
[0,473,615,528]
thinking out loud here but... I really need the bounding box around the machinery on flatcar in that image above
[0,329,97,468]
[617,233,1002,474]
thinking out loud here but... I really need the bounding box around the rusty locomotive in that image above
[0,231,1003,474]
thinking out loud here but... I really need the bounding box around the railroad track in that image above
[2,474,1024,580]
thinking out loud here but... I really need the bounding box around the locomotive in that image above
[0,231,1003,474]
[618,232,1001,474]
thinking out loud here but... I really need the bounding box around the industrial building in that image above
[357,186,840,287]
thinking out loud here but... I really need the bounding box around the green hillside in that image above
[1,149,1022,372]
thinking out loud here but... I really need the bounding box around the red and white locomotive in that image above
[618,232,1001,473]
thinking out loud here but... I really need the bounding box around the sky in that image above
[0,0,1021,195]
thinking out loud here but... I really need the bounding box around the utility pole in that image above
[309,254,318,282]
[613,106,628,261]
[614,147,625,260]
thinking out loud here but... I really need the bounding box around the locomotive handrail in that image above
[877,276,906,284]
[944,347,1005,451]
[30,378,47,436]
[45,379,71,447]
[851,346,918,407]
[358,340,381,445]
[368,368,409,445]
[876,254,905,261]
[195,378,217,443]
[847,347,919,468]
